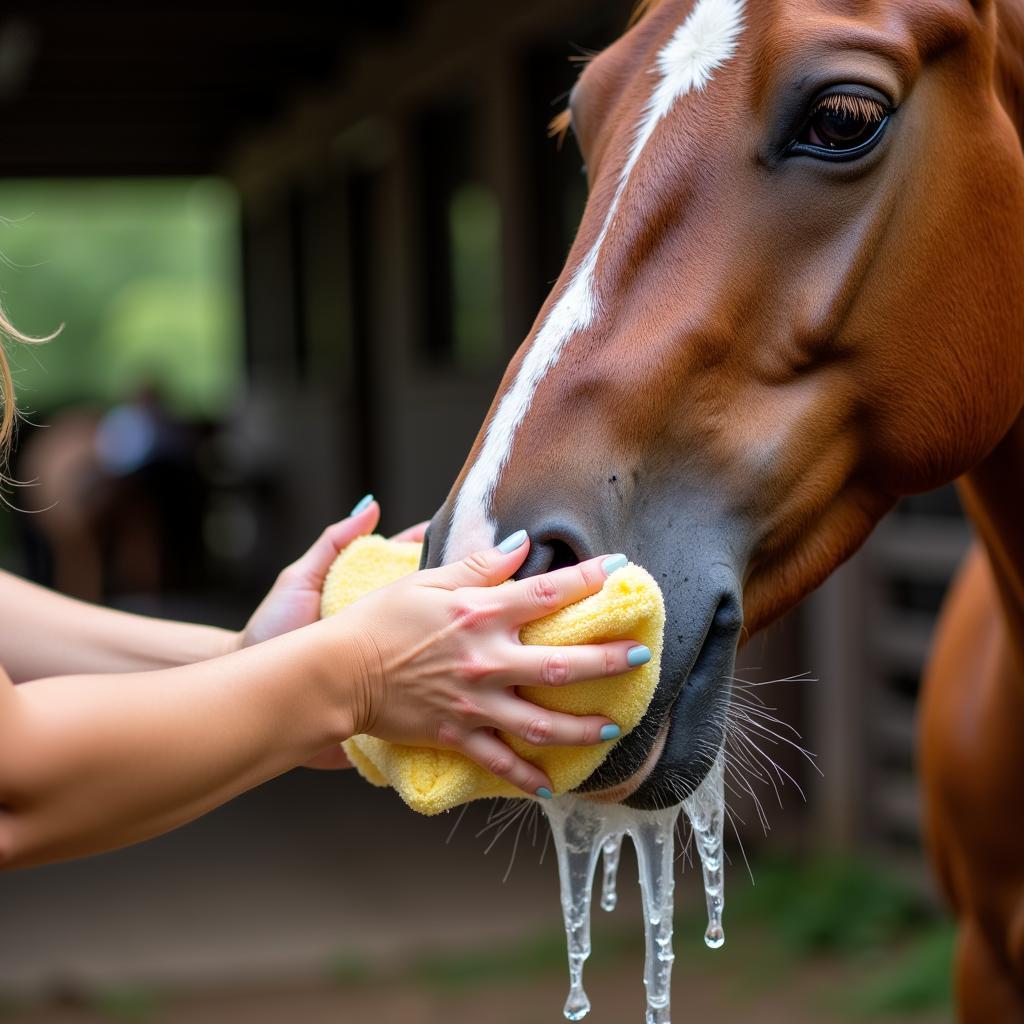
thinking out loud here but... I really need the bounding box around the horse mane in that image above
[628,0,665,24]
[548,0,665,144]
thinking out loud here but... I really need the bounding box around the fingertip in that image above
[534,785,554,800]
[496,529,530,555]
[626,644,652,668]
[344,499,380,534]
[601,553,628,576]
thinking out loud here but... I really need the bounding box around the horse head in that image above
[424,0,1024,807]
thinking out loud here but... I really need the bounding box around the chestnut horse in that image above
[422,0,1024,1018]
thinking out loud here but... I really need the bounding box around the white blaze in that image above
[444,0,746,562]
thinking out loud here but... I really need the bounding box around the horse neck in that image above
[997,0,1024,134]
[957,410,1024,657]
[968,4,1024,659]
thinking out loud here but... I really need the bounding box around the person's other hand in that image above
[241,498,429,650]
[240,496,380,651]
[240,496,428,772]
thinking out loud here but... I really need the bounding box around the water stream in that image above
[542,750,726,1023]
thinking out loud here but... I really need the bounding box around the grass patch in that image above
[732,856,933,957]
[89,984,163,1022]
[408,925,642,994]
[410,931,568,992]
[847,923,955,1016]
[326,951,376,987]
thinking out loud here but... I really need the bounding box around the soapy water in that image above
[542,750,726,1024]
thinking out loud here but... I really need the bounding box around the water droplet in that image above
[600,834,623,912]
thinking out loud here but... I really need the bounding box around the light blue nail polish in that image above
[627,645,652,668]
[535,787,553,800]
[350,493,373,516]
[602,553,628,575]
[498,529,529,554]
[600,724,621,742]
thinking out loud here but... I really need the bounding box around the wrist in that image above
[313,615,380,740]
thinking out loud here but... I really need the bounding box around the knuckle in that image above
[459,656,495,684]
[452,695,484,722]
[436,721,461,747]
[449,601,494,632]
[486,754,514,778]
[540,652,571,686]
[461,551,492,580]
[602,647,617,677]
[523,718,552,745]
[277,565,302,588]
[529,577,560,610]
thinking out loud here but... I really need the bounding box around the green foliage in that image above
[849,923,955,1016]
[0,178,242,419]
[410,931,566,992]
[327,951,376,987]
[89,984,163,1022]
[735,855,933,956]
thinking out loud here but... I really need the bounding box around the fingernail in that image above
[627,645,652,668]
[535,786,553,800]
[497,529,529,554]
[602,553,628,575]
[350,493,373,516]
[600,724,621,741]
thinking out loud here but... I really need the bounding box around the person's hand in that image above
[334,531,650,798]
[239,496,428,772]
[240,496,428,650]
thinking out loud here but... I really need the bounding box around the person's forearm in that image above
[0,571,237,682]
[0,619,361,869]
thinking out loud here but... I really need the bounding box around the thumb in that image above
[425,529,530,590]
[291,499,381,589]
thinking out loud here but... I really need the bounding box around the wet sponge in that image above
[321,535,664,815]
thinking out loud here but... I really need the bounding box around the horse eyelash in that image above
[812,93,887,122]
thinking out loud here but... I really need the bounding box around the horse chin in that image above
[574,558,742,810]
[578,683,732,811]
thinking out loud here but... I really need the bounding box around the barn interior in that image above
[0,3,964,1021]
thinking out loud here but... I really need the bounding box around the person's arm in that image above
[0,572,235,682]
[0,621,346,868]
[0,535,645,871]
[1,497,424,683]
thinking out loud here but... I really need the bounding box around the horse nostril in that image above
[514,535,583,579]
[547,539,580,571]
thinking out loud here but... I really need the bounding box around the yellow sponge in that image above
[321,535,664,814]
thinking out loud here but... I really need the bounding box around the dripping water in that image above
[542,749,726,1023]
[600,834,623,912]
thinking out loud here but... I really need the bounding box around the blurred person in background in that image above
[19,385,203,603]
[0,316,649,871]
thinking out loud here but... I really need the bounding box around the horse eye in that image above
[790,91,891,161]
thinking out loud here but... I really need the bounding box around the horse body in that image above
[922,417,1024,1020]
[423,1,1024,1016]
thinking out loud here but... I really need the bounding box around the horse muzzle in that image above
[423,500,747,810]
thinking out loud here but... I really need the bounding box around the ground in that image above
[0,773,954,1024]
